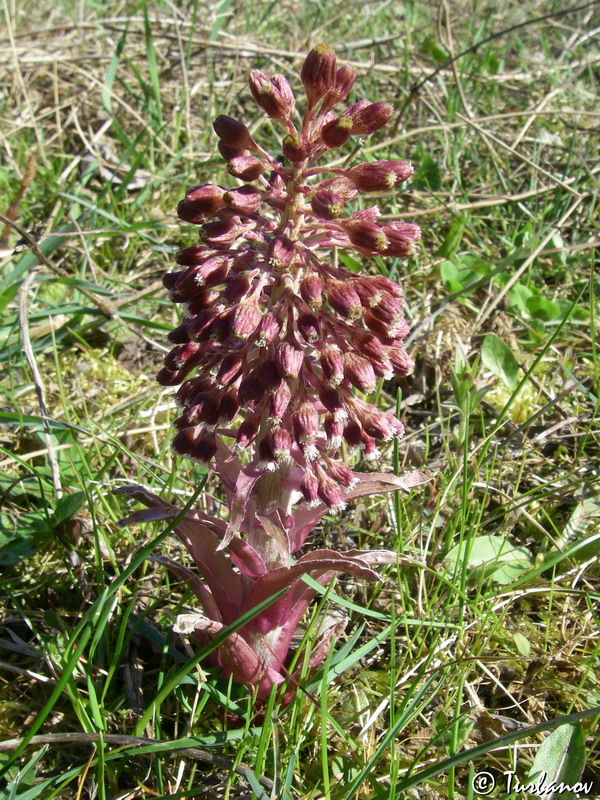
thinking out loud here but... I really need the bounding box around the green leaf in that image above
[555,489,600,561]
[527,723,586,799]
[53,491,86,526]
[526,295,561,320]
[513,631,531,657]
[481,333,520,390]
[436,215,467,258]
[412,154,441,191]
[444,534,533,585]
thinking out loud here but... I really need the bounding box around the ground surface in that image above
[0,1,599,798]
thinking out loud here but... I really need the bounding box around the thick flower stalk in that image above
[120,44,425,702]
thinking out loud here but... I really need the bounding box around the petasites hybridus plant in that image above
[118,44,425,703]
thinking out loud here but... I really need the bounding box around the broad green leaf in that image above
[513,631,531,657]
[526,295,561,320]
[481,333,520,390]
[527,722,586,799]
[444,534,533,585]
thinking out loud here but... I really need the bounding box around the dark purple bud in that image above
[275,343,304,379]
[320,115,353,148]
[326,279,362,319]
[227,155,266,181]
[191,431,218,463]
[301,43,337,107]
[219,387,240,421]
[167,323,190,344]
[156,367,183,386]
[163,341,201,372]
[197,393,221,426]
[162,270,184,289]
[224,273,252,304]
[176,258,229,291]
[343,419,363,447]
[177,184,226,220]
[300,274,323,308]
[200,217,243,249]
[260,358,282,391]
[224,184,262,215]
[217,353,244,386]
[175,246,213,267]
[324,413,344,448]
[318,385,347,420]
[172,425,202,456]
[346,101,393,135]
[185,308,221,340]
[297,312,321,343]
[238,371,265,409]
[236,416,261,448]
[213,115,256,149]
[218,140,247,161]
[317,177,358,202]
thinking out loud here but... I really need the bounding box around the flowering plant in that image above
[118,44,425,703]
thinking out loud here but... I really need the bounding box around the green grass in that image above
[1,0,600,797]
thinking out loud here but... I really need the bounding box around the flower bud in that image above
[175,246,216,267]
[218,140,247,161]
[216,353,244,386]
[327,460,357,488]
[191,431,218,463]
[320,115,353,148]
[256,313,281,346]
[162,270,184,289]
[178,184,226,218]
[213,115,257,149]
[275,342,304,378]
[320,345,344,386]
[249,70,295,121]
[347,160,413,191]
[260,358,282,391]
[236,416,261,448]
[282,132,310,164]
[227,155,266,181]
[310,189,345,220]
[370,293,404,324]
[163,341,201,372]
[230,303,262,339]
[200,217,244,249]
[270,381,292,419]
[238,371,265,409]
[345,220,389,254]
[389,347,414,376]
[156,366,184,386]
[380,221,421,257]
[318,385,347,420]
[317,472,345,511]
[224,273,252,304]
[301,43,337,107]
[293,402,319,444]
[321,65,357,113]
[224,185,262,214]
[344,353,377,393]
[172,425,202,457]
[176,257,229,290]
[300,274,323,308]
[167,323,190,344]
[301,468,319,506]
[343,419,363,447]
[326,279,362,318]
[324,414,344,449]
[219,387,240,421]
[185,308,221,340]
[316,177,358,202]
[267,236,295,270]
[297,312,321,343]
[346,101,393,135]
